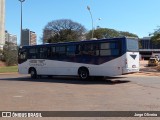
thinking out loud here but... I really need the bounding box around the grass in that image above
[0,66,18,73]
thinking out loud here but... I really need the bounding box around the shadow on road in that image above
[0,76,130,85]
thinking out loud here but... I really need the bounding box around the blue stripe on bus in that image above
[49,55,122,65]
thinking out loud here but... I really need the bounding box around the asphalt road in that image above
[0,73,160,120]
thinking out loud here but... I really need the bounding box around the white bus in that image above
[18,37,139,80]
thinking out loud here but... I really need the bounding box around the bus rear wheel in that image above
[78,67,89,80]
[30,68,37,79]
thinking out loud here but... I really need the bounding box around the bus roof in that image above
[20,37,138,48]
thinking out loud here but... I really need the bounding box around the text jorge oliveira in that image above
[134,112,158,117]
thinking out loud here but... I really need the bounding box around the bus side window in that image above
[19,51,27,60]
[51,47,56,58]
[93,44,100,56]
[100,42,119,56]
[29,48,38,59]
[79,43,99,56]
[87,44,96,56]
[39,47,48,59]
[79,44,90,55]
[56,46,66,58]
[75,45,80,55]
[67,45,76,56]
[47,47,51,58]
[100,50,111,56]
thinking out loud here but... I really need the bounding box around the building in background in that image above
[5,31,17,45]
[139,37,160,49]
[43,29,55,43]
[0,0,5,49]
[21,29,37,46]
[139,37,160,59]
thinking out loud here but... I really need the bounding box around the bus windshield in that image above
[126,38,139,52]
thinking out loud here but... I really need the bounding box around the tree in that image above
[0,49,4,60]
[3,42,18,66]
[43,19,86,43]
[86,28,138,40]
[119,31,138,38]
[151,27,160,45]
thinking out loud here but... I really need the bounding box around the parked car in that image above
[148,57,159,66]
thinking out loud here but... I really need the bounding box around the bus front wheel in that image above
[78,67,89,80]
[30,68,37,79]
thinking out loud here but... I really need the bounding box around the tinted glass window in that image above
[110,43,117,49]
[56,46,66,58]
[29,48,37,53]
[79,43,99,56]
[100,42,117,49]
[56,46,65,52]
[127,39,139,51]
[99,42,119,56]
[28,48,38,59]
[111,49,119,55]
[101,43,110,49]
[67,46,76,52]
[39,47,48,59]
[100,50,111,56]
[51,47,56,57]
[19,49,27,60]
[67,46,76,56]
[100,49,119,56]
[52,47,56,52]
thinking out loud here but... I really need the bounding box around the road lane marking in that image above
[13,96,23,98]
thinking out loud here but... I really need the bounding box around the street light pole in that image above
[19,0,25,46]
[95,18,101,29]
[87,6,94,39]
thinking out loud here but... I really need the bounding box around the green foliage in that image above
[2,42,18,66]
[119,31,138,38]
[151,33,160,45]
[151,27,160,45]
[0,49,2,54]
[139,41,142,49]
[86,28,138,40]
[0,49,4,60]
[48,29,80,43]
[43,19,86,43]
[43,19,138,43]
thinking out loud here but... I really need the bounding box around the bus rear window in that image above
[127,39,139,51]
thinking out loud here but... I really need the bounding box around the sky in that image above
[5,0,160,45]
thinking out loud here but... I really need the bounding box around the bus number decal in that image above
[29,60,46,66]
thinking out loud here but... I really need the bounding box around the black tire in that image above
[30,68,37,79]
[78,68,89,80]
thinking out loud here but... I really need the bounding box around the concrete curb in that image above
[133,71,160,76]
[0,72,18,75]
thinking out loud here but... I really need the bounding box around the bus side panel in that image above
[45,57,123,77]
[18,56,124,77]
[18,63,29,74]
[30,57,124,77]
[43,60,78,76]
[89,56,123,76]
